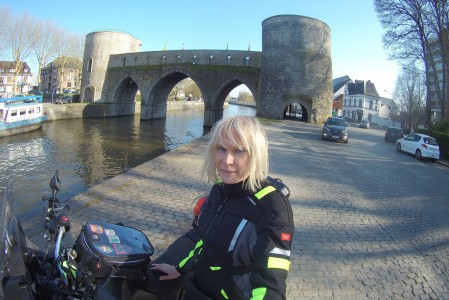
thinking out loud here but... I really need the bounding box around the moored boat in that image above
[0,95,48,137]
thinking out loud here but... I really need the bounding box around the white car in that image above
[396,133,440,161]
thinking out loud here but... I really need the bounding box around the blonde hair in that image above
[202,115,269,193]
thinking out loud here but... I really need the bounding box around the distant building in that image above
[0,61,33,97]
[426,38,448,120]
[40,57,82,94]
[333,75,353,116]
[333,76,398,127]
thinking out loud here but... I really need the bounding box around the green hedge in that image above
[416,128,449,158]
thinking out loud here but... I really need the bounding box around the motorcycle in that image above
[0,170,192,300]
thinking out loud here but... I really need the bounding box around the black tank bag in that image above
[74,221,154,280]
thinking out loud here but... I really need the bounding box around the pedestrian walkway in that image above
[26,120,449,299]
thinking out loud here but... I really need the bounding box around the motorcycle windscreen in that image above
[0,183,27,282]
[84,221,154,259]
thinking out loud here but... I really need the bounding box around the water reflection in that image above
[0,105,255,219]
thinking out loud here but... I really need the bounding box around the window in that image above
[245,56,250,66]
[11,110,17,117]
[28,108,34,114]
[162,55,166,63]
[369,101,373,109]
[192,54,197,64]
[227,55,232,64]
[10,69,15,72]
[36,107,41,113]
[88,58,93,72]
[20,109,26,116]
[359,100,362,107]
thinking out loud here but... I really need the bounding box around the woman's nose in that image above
[224,152,234,164]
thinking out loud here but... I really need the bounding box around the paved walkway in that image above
[25,120,449,299]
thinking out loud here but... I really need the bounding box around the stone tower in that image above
[81,31,141,103]
[259,15,333,123]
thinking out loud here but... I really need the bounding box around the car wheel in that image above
[344,138,348,144]
[396,143,402,152]
[415,149,422,160]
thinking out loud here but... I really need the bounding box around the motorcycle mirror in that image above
[49,170,61,191]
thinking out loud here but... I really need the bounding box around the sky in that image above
[1,0,398,98]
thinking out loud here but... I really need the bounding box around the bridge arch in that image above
[140,68,206,120]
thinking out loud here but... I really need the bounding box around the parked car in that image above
[384,127,404,142]
[321,117,349,143]
[359,119,370,129]
[396,133,440,161]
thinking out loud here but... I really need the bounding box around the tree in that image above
[375,0,449,124]
[0,7,85,90]
[395,65,426,130]
[238,90,255,104]
[4,11,35,94]
[32,19,58,88]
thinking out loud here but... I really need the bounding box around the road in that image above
[21,120,449,299]
[271,121,449,299]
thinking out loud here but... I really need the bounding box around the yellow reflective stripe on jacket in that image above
[220,289,229,299]
[267,257,290,271]
[251,287,267,299]
[254,185,276,200]
[178,239,203,268]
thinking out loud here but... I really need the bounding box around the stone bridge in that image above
[101,50,260,127]
[81,15,333,127]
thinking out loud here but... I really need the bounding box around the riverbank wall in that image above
[43,101,206,121]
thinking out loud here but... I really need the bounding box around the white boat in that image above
[0,95,48,137]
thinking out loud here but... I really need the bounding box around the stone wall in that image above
[43,101,205,121]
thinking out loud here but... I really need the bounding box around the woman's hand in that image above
[150,263,181,280]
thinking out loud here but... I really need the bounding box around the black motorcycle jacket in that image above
[176,178,294,300]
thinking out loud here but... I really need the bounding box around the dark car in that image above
[321,117,349,143]
[359,119,370,129]
[384,127,404,142]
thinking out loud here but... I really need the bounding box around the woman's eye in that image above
[234,149,245,154]
[217,146,226,152]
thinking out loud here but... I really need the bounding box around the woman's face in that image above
[214,136,250,184]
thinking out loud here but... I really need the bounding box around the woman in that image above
[151,115,294,300]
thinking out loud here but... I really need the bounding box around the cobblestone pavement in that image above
[25,120,449,299]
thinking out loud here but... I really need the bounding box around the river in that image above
[0,104,255,222]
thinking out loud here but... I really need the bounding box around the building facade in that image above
[0,61,33,97]
[40,57,82,94]
[426,39,447,121]
[333,77,397,125]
